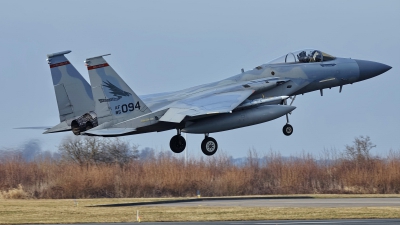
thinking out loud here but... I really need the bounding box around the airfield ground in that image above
[1,195,400,224]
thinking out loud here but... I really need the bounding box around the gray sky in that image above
[1,0,399,158]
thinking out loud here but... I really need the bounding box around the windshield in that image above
[267,49,336,64]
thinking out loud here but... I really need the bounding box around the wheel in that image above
[283,124,293,136]
[201,137,218,156]
[169,135,186,153]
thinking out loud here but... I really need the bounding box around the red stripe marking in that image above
[87,63,109,70]
[50,61,70,68]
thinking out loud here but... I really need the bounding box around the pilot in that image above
[311,50,322,62]
[297,51,310,63]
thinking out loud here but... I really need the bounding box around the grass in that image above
[3,142,400,199]
[1,195,400,224]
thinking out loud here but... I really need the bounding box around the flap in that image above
[177,89,254,115]
[160,108,196,123]
[155,89,254,123]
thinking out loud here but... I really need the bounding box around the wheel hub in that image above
[206,141,215,152]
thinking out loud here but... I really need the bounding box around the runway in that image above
[152,197,400,207]
[86,198,400,224]
[37,220,400,225]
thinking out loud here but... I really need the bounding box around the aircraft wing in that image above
[159,89,255,123]
[82,89,255,136]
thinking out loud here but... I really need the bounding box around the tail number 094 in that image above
[115,102,141,114]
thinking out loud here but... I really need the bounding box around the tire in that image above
[201,137,218,156]
[283,124,293,136]
[169,135,186,153]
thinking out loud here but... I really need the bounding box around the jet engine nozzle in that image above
[355,59,391,81]
[71,112,98,135]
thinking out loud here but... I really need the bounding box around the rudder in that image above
[47,50,94,122]
[85,54,151,125]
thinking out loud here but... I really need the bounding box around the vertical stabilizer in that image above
[85,54,151,125]
[47,50,94,122]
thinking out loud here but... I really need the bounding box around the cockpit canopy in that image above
[267,49,336,64]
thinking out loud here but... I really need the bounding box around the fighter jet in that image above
[45,49,391,156]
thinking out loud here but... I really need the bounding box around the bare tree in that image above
[344,135,376,163]
[100,138,139,167]
[58,136,138,168]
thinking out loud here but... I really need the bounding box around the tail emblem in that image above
[98,80,132,103]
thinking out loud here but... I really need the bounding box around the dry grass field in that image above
[1,195,400,224]
[2,143,400,199]
[1,137,400,223]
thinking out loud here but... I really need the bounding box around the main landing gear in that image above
[169,130,186,153]
[169,130,218,156]
[201,133,218,156]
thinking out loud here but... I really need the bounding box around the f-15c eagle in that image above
[43,49,391,156]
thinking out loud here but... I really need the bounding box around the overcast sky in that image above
[1,0,399,158]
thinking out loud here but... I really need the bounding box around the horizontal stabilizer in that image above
[83,128,136,136]
[14,126,51,130]
[43,121,70,134]
[14,121,71,134]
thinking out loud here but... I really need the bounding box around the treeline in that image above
[1,136,400,199]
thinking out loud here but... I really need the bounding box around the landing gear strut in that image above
[282,114,293,136]
[282,96,295,136]
[169,129,186,153]
[201,133,218,156]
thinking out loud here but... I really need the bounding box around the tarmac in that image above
[151,197,400,207]
[94,196,400,208]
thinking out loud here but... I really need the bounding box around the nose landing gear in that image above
[283,123,293,136]
[282,96,295,136]
[282,112,294,136]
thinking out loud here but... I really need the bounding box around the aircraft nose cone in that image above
[355,59,392,81]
